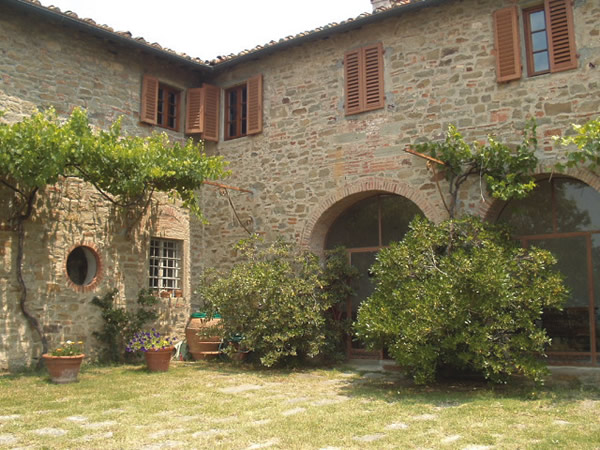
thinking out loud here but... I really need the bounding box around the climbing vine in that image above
[413,121,539,218]
[0,108,229,364]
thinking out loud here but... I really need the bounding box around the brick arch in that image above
[480,166,600,222]
[299,177,444,254]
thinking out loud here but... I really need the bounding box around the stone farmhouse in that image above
[1,0,599,369]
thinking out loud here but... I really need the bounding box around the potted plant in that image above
[185,312,223,360]
[126,329,177,372]
[42,340,85,384]
[223,334,250,361]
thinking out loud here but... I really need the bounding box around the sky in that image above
[40,0,372,61]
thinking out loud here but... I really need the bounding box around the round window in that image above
[66,246,98,286]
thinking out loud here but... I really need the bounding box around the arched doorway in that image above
[497,176,600,365]
[325,193,423,359]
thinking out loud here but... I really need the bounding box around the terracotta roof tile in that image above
[24,0,424,67]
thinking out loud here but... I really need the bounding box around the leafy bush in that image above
[555,117,600,171]
[92,289,159,363]
[196,238,356,367]
[354,216,568,385]
[320,247,359,362]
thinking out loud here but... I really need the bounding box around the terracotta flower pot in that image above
[185,313,223,360]
[42,354,85,384]
[144,347,174,372]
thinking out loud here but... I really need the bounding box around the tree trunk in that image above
[15,189,48,368]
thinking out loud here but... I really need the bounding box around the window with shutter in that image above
[493,0,577,81]
[140,75,181,131]
[344,43,384,116]
[225,74,263,140]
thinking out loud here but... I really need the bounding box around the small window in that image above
[140,75,181,131]
[223,74,263,141]
[149,238,182,295]
[66,246,99,286]
[524,6,550,76]
[226,84,248,140]
[157,85,180,131]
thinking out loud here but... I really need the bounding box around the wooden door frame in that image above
[522,232,598,365]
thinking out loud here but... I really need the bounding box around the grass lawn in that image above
[0,361,599,449]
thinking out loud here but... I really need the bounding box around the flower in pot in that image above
[126,329,177,372]
[223,334,250,361]
[42,340,85,384]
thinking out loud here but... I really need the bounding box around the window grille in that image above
[149,238,181,293]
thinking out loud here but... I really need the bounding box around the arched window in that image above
[325,194,423,358]
[497,177,600,365]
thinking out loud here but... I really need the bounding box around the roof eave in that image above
[6,0,213,74]
[210,0,450,71]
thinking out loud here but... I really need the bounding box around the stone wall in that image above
[195,0,600,273]
[1,0,600,368]
[0,5,203,369]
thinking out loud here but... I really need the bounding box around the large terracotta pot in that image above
[42,354,85,384]
[144,347,174,372]
[185,313,222,360]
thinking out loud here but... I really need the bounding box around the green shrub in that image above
[354,216,568,385]
[92,289,159,363]
[320,247,359,362]
[196,238,356,367]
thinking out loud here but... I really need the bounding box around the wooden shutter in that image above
[493,6,522,83]
[201,84,220,142]
[246,74,263,135]
[344,49,362,115]
[363,43,384,112]
[140,75,159,125]
[545,0,577,73]
[185,88,204,134]
[345,44,384,115]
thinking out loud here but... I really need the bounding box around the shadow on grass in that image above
[331,367,600,410]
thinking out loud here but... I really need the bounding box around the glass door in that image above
[347,250,379,359]
[530,236,595,364]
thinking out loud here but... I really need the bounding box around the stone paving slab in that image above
[354,433,386,442]
[0,433,18,445]
[385,422,408,430]
[219,384,264,394]
[81,431,113,442]
[31,427,67,436]
[246,438,280,449]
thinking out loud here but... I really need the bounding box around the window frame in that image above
[148,238,182,295]
[156,84,181,131]
[523,5,551,77]
[493,0,577,83]
[225,83,248,140]
[140,75,181,132]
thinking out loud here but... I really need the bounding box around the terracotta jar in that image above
[42,354,85,383]
[185,313,222,360]
[144,347,174,372]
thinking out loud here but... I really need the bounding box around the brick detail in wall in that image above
[299,176,446,253]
